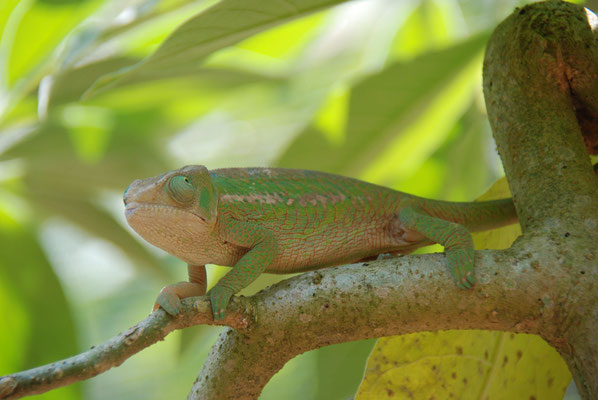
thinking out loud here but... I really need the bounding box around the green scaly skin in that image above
[123,165,517,320]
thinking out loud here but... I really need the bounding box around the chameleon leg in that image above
[154,265,206,315]
[209,221,277,320]
[399,206,475,289]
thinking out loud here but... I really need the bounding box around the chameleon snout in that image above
[123,177,160,206]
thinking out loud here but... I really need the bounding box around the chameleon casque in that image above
[123,165,517,320]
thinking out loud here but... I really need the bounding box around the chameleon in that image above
[123,165,517,320]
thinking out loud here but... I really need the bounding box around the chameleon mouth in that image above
[125,202,205,222]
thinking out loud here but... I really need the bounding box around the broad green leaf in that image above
[46,57,138,110]
[236,9,325,60]
[0,216,81,400]
[398,103,497,200]
[262,339,376,400]
[389,0,463,61]
[277,33,489,182]
[356,331,570,400]
[0,1,20,42]
[84,0,350,97]
[357,178,569,399]
[313,85,349,145]
[46,54,280,112]
[6,0,103,85]
[0,257,29,375]
[314,339,377,399]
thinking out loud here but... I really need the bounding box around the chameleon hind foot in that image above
[446,246,475,289]
[399,204,476,290]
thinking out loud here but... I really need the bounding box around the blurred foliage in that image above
[0,0,585,399]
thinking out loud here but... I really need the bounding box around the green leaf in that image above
[398,103,498,200]
[0,217,81,399]
[45,54,281,112]
[0,259,29,375]
[0,0,20,43]
[5,0,103,86]
[261,339,376,400]
[277,32,489,182]
[314,339,377,399]
[46,57,138,110]
[84,0,349,97]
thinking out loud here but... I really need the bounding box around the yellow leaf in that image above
[356,331,570,399]
[472,177,521,250]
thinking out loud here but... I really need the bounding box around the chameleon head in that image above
[123,165,218,261]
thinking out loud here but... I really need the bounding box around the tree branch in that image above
[0,299,249,399]
[188,245,581,399]
[483,1,598,397]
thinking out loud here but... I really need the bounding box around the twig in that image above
[0,298,250,400]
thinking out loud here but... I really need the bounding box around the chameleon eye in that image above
[168,175,194,203]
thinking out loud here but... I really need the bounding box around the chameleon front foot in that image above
[153,281,206,316]
[208,285,235,320]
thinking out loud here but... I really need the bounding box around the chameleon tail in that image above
[410,197,517,233]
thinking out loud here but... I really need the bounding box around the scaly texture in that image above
[123,166,517,319]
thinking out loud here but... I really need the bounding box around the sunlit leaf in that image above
[84,0,350,97]
[6,0,103,85]
[0,1,21,44]
[277,32,489,182]
[313,85,349,145]
[389,0,464,61]
[398,103,497,200]
[92,0,216,59]
[46,55,280,111]
[46,57,138,110]
[236,9,325,60]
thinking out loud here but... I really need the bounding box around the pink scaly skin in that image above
[124,166,517,320]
